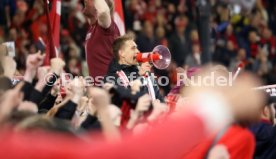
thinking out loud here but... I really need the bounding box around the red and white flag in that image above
[114,0,125,35]
[44,0,61,65]
[49,0,61,54]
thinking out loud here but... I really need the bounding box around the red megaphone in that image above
[135,45,171,70]
[136,52,162,63]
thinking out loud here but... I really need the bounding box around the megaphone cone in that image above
[136,45,171,70]
[152,45,171,69]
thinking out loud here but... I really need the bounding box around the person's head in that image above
[249,31,258,43]
[190,29,199,42]
[156,26,165,39]
[226,24,233,36]
[261,99,276,125]
[143,20,154,38]
[9,28,17,41]
[262,27,272,39]
[184,64,265,125]
[3,110,36,126]
[113,34,139,65]
[16,115,75,134]
[192,44,201,54]
[83,0,114,21]
[237,48,246,60]
[175,15,188,34]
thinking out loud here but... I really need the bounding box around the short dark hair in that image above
[112,34,134,61]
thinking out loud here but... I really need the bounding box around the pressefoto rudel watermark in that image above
[44,71,234,87]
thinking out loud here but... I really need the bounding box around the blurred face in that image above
[226,25,233,35]
[119,40,140,65]
[192,44,200,54]
[156,27,165,39]
[238,49,246,60]
[175,17,188,34]
[191,30,199,41]
[264,104,276,125]
[263,28,272,39]
[249,31,257,43]
[83,0,97,19]
[9,28,17,41]
[144,21,153,38]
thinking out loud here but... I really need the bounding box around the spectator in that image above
[249,31,262,58]
[83,0,120,82]
[136,20,158,52]
[185,43,202,68]
[169,15,190,67]
[229,48,247,71]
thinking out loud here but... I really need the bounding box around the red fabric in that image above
[0,112,208,159]
[114,0,125,35]
[49,0,61,50]
[182,125,255,159]
[250,43,259,58]
[166,93,180,112]
[85,20,120,80]
[120,101,132,129]
[260,37,276,58]
[44,0,61,65]
[30,15,47,42]
[226,34,238,49]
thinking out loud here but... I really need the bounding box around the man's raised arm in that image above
[95,0,112,28]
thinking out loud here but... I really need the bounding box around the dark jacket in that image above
[104,60,164,107]
[250,120,276,159]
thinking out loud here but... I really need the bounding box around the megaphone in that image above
[136,45,171,70]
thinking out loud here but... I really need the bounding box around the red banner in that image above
[114,0,125,35]
[44,0,61,65]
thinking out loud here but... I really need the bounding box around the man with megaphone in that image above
[104,34,164,128]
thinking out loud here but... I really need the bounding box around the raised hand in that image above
[26,51,45,70]
[70,77,86,104]
[50,58,65,75]
[139,62,152,76]
[35,66,51,91]
[0,82,24,122]
[148,99,168,122]
[24,51,45,82]
[88,87,110,110]
[135,94,151,113]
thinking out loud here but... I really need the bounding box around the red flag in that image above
[44,0,61,65]
[114,0,125,35]
[49,0,61,52]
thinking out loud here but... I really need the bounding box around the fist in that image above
[139,62,152,76]
[50,58,65,75]
[37,66,50,81]
[87,87,110,110]
[26,51,45,70]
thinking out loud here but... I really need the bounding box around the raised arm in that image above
[95,0,112,28]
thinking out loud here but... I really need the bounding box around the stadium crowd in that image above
[0,0,276,159]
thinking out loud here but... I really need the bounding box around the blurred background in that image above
[0,0,276,95]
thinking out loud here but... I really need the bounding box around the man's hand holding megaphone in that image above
[138,62,152,76]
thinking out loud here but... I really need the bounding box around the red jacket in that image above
[183,125,255,159]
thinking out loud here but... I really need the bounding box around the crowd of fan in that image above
[0,0,276,158]
[1,0,276,95]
